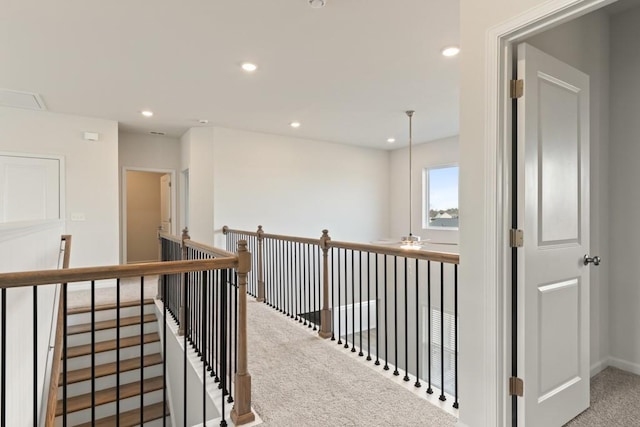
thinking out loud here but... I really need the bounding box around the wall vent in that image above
[0,89,47,111]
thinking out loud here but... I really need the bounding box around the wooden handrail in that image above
[158,230,182,245]
[185,239,236,259]
[45,235,72,427]
[223,226,460,265]
[0,258,238,289]
[328,240,460,264]
[223,226,320,246]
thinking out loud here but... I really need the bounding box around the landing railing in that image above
[224,225,460,410]
[159,230,254,426]
[0,233,254,427]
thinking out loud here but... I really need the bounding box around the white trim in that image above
[590,358,609,377]
[608,357,640,376]
[485,1,618,425]
[121,167,177,264]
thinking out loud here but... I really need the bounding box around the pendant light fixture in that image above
[400,110,421,250]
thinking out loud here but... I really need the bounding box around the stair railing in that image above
[224,225,460,411]
[0,236,254,427]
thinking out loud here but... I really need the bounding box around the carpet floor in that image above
[247,299,457,427]
[565,367,640,426]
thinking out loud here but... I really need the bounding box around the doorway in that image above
[496,0,640,425]
[122,168,176,264]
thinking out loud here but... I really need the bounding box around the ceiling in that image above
[0,0,460,149]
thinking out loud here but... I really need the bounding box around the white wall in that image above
[525,9,611,375]
[609,5,640,374]
[180,127,215,245]
[209,127,390,247]
[389,136,459,245]
[0,107,119,267]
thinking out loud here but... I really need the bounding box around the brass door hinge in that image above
[509,229,524,248]
[510,79,524,99]
[509,377,524,397]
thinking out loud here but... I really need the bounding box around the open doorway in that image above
[496,0,640,425]
[122,168,176,264]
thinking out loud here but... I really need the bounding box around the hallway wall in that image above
[609,5,640,375]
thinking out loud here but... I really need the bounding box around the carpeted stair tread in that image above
[60,353,163,385]
[75,401,169,427]
[55,376,164,416]
[67,299,155,315]
[66,332,160,358]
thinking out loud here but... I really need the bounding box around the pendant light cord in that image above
[407,110,415,237]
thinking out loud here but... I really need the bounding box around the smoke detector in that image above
[309,0,326,8]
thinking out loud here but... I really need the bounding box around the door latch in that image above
[583,255,601,266]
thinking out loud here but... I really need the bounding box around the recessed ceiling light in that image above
[309,0,326,8]
[241,62,257,72]
[141,110,154,117]
[198,119,209,124]
[441,46,460,57]
[290,122,301,128]
[387,138,396,144]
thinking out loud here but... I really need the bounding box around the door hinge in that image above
[169,182,172,187]
[509,377,524,397]
[510,79,524,99]
[509,229,524,248]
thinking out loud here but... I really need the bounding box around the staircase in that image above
[55,299,170,426]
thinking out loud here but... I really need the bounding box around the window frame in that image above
[422,163,459,230]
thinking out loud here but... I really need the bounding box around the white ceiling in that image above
[0,0,460,149]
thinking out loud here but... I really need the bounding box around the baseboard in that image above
[608,356,640,376]
[455,421,470,427]
[590,358,609,377]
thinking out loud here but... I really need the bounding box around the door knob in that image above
[583,255,601,266]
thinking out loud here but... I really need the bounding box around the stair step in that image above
[75,401,169,427]
[55,376,164,416]
[67,299,155,315]
[67,313,157,335]
[61,353,163,385]
[66,333,160,358]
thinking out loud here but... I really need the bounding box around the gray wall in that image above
[609,6,640,374]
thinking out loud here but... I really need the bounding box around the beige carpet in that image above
[565,367,640,426]
[247,300,457,427]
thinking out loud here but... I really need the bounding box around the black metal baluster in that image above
[439,262,446,402]
[140,276,144,424]
[163,274,167,427]
[351,249,356,352]
[454,264,459,409]
[358,251,363,356]
[61,283,67,427]
[203,271,208,424]
[213,270,219,382]
[33,285,37,423]
[375,254,380,365]
[315,245,320,331]
[294,242,299,322]
[91,280,96,424]
[427,261,433,394]
[229,275,235,404]
[383,255,389,371]
[345,249,349,350]
[393,256,399,376]
[116,278,121,425]
[367,252,371,361]
[331,247,336,339]
[183,272,188,427]
[220,270,228,427]
[312,245,317,331]
[279,240,284,313]
[415,259,422,388]
[404,258,410,382]
[337,249,342,345]
[302,244,307,327]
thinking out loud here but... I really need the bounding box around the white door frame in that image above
[121,167,177,264]
[485,0,617,425]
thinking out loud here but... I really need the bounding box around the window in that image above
[423,165,459,229]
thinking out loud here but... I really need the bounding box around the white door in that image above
[160,174,171,232]
[517,43,591,426]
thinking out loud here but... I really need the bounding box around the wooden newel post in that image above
[231,240,256,425]
[318,229,332,339]
[256,225,265,302]
[156,225,163,300]
[178,227,190,336]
